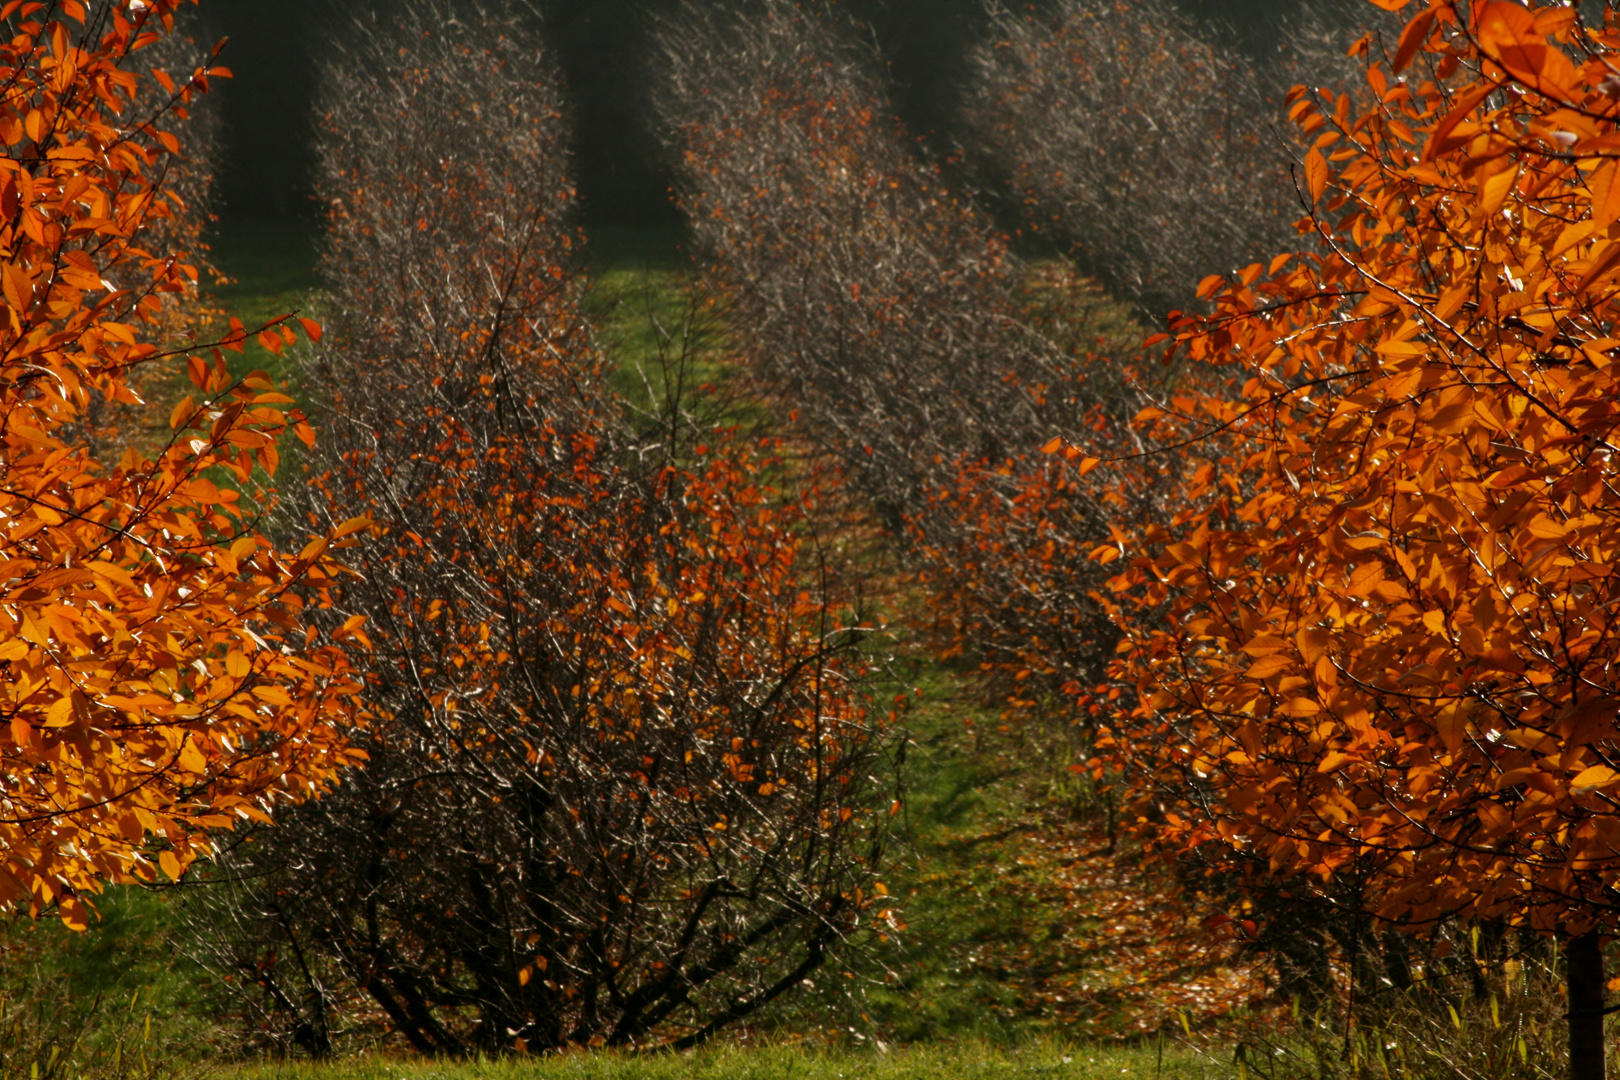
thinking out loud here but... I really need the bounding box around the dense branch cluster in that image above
[186,3,894,1055]
[962,0,1297,317]
[655,0,1123,524]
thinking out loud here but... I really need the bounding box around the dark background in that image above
[200,0,1317,241]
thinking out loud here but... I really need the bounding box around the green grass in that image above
[0,886,225,1062]
[203,217,323,390]
[221,1041,1224,1080]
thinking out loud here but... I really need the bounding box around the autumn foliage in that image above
[189,5,895,1055]
[1096,0,1620,1031]
[0,0,356,925]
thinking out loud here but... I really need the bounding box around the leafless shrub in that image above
[962,0,1298,318]
[961,0,1415,319]
[655,0,1145,517]
[183,1,895,1056]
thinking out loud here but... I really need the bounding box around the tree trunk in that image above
[1568,932,1606,1080]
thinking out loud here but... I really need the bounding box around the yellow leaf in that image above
[159,850,182,882]
[178,739,206,774]
[1572,765,1619,793]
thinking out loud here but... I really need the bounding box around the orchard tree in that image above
[964,0,1295,317]
[961,0,1410,318]
[655,0,1154,723]
[187,4,897,1055]
[0,0,358,925]
[654,0,1135,527]
[1100,2,1620,1075]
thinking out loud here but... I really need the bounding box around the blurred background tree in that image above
[202,0,1342,239]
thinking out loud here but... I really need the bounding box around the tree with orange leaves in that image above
[179,7,896,1054]
[0,0,358,927]
[1100,2,1620,1074]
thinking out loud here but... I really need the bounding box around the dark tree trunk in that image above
[1568,932,1606,1080]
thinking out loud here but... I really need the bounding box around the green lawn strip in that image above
[220,1040,1222,1080]
[0,886,227,1060]
[204,218,323,391]
[764,644,1129,1045]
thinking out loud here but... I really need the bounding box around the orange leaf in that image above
[168,394,195,430]
[2,264,30,311]
[179,739,207,774]
[1525,515,1567,540]
[1477,0,1578,99]
[1589,161,1620,231]
[1423,85,1495,162]
[1393,9,1436,73]
[1304,148,1330,203]
[1244,655,1293,680]
[1478,162,1519,216]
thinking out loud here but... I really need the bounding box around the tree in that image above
[654,0,1128,529]
[186,4,897,1055]
[1099,3,1620,1075]
[960,0,1407,319]
[0,0,358,926]
[962,0,1295,317]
